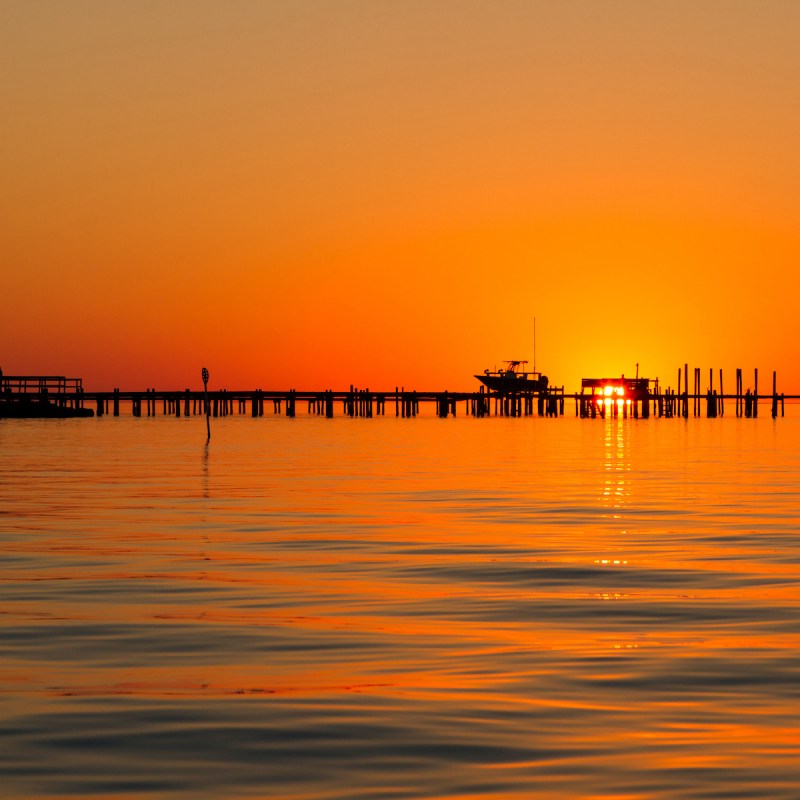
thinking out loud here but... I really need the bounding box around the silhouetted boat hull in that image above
[475,360,550,393]
[475,374,549,392]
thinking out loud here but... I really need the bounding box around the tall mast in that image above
[533,317,536,374]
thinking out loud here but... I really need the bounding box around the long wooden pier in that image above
[2,371,796,420]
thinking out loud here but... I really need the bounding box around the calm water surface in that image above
[1,410,799,798]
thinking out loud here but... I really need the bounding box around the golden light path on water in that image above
[0,409,799,798]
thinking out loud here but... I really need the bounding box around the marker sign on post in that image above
[202,367,210,441]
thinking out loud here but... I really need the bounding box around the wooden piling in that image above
[736,368,742,417]
[753,368,759,418]
[683,364,689,417]
[772,371,778,419]
[706,389,716,418]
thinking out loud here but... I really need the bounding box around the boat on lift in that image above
[475,360,549,393]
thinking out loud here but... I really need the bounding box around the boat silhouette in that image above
[475,360,549,393]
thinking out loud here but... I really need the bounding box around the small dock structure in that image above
[580,376,655,419]
[0,373,93,418]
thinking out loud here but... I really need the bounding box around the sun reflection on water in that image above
[601,417,632,517]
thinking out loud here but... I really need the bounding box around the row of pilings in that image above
[679,366,782,419]
[80,368,788,421]
[92,388,787,420]
[89,386,571,419]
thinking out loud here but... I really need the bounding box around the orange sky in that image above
[2,2,799,392]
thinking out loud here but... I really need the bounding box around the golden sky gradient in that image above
[2,2,799,392]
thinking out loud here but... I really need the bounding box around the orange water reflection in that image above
[1,415,800,798]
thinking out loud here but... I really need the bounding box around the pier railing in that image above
[1,375,83,395]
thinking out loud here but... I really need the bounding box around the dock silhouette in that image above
[1,368,794,420]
